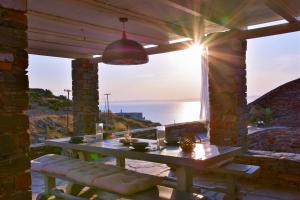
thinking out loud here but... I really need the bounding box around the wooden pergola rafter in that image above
[26,0,300,59]
[265,0,298,23]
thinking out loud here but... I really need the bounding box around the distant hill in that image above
[27,88,160,143]
[29,88,71,111]
[248,78,300,127]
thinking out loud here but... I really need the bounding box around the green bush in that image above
[29,88,72,111]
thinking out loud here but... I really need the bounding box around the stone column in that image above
[0,1,31,199]
[207,32,248,148]
[72,58,99,135]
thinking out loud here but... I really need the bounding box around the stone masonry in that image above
[207,32,248,148]
[0,0,31,199]
[248,127,300,153]
[72,58,99,135]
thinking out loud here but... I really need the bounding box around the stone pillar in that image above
[0,1,31,199]
[72,58,99,135]
[208,32,248,148]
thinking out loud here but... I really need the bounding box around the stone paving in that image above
[32,158,300,200]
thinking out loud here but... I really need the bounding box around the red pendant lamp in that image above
[102,18,149,65]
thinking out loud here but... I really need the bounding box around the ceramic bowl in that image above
[132,142,149,150]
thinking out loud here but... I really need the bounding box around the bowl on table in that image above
[166,138,179,146]
[69,136,84,144]
[119,138,138,146]
[131,142,149,151]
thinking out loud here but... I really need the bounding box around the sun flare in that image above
[187,43,203,57]
[181,43,204,66]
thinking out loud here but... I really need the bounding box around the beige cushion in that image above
[66,163,123,185]
[91,170,163,195]
[43,159,90,176]
[31,154,69,172]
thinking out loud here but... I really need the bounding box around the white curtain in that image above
[199,47,210,135]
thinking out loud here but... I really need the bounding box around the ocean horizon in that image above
[100,96,260,125]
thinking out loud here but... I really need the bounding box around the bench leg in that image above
[44,175,55,193]
[116,156,125,168]
[224,175,240,200]
[66,182,85,196]
[175,166,193,192]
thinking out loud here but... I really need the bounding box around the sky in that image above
[28,31,300,102]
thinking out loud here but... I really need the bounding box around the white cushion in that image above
[66,163,123,185]
[42,159,90,176]
[91,170,163,195]
[31,154,69,172]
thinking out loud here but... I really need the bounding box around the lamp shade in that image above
[102,17,149,65]
[102,37,149,65]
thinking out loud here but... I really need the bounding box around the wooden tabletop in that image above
[45,137,241,169]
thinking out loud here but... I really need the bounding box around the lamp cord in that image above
[122,21,127,39]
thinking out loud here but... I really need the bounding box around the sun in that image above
[187,43,203,57]
[182,43,204,66]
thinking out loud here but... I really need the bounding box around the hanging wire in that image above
[80,28,86,41]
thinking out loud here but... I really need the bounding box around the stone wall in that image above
[72,58,99,135]
[235,150,300,189]
[248,127,300,153]
[248,78,300,127]
[0,1,31,199]
[207,32,248,147]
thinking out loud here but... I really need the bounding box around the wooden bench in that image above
[212,162,261,200]
[32,154,207,200]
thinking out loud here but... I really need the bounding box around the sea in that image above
[100,96,258,125]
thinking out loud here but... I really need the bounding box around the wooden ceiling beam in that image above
[32,20,300,61]
[158,0,237,30]
[265,0,298,23]
[81,0,187,39]
[28,10,167,44]
[28,27,109,46]
[92,40,193,63]
[240,20,300,39]
[146,41,192,55]
[28,48,91,59]
[28,38,104,52]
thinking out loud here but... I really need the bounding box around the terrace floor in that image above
[31,157,300,200]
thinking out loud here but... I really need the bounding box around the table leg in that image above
[175,166,193,192]
[116,156,125,168]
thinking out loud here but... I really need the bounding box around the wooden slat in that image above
[80,0,186,38]
[29,38,104,52]
[28,48,91,59]
[158,0,236,30]
[28,10,167,44]
[28,27,110,45]
[265,0,298,23]
[240,20,300,39]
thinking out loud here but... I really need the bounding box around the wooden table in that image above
[45,138,241,192]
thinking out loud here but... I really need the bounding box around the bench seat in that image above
[91,170,163,196]
[31,154,163,196]
[66,162,123,185]
[218,163,261,178]
[31,154,69,172]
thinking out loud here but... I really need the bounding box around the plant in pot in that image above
[179,132,196,153]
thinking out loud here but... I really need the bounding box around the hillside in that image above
[248,78,300,127]
[27,88,160,143]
